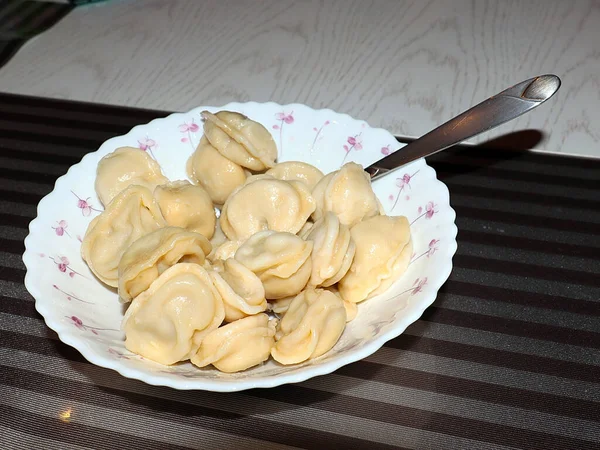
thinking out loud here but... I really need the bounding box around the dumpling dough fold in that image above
[154,180,216,239]
[271,288,346,365]
[122,263,225,365]
[191,314,276,373]
[95,147,168,206]
[187,136,247,205]
[338,215,412,303]
[220,175,315,241]
[201,110,277,171]
[266,161,324,191]
[209,258,267,322]
[81,185,166,287]
[235,230,313,300]
[311,162,381,227]
[118,226,212,302]
[303,211,355,287]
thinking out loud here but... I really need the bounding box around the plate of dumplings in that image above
[23,103,457,391]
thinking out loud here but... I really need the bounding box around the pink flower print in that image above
[71,191,101,217]
[138,137,157,159]
[411,201,438,225]
[50,255,86,279]
[410,239,440,265]
[381,145,391,156]
[52,220,71,237]
[398,277,428,296]
[411,278,428,295]
[273,111,294,156]
[275,112,294,124]
[53,285,93,304]
[310,120,330,154]
[70,315,84,330]
[57,256,69,272]
[66,315,118,335]
[426,201,438,219]
[390,170,419,211]
[108,348,130,360]
[179,119,200,151]
[342,133,363,163]
[427,239,440,257]
[396,173,412,188]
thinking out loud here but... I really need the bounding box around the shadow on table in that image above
[421,129,545,178]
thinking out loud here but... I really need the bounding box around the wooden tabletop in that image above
[1,0,598,157]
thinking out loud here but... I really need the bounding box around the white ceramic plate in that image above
[23,102,457,391]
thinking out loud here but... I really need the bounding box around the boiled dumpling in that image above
[209,258,267,322]
[201,110,277,171]
[122,263,225,365]
[118,227,212,303]
[311,162,382,227]
[303,211,355,287]
[297,220,314,237]
[186,136,247,205]
[81,185,166,287]
[209,239,243,263]
[191,314,276,373]
[154,180,216,239]
[208,219,228,250]
[266,161,324,191]
[269,296,295,316]
[235,230,313,299]
[325,285,357,322]
[338,215,412,304]
[220,175,315,241]
[271,288,346,365]
[95,147,168,206]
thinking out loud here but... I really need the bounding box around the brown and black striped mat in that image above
[0,92,598,450]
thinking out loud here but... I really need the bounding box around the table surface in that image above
[0,0,599,157]
[1,93,599,450]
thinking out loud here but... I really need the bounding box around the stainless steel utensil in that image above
[365,74,561,181]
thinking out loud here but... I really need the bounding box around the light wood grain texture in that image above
[1,0,599,156]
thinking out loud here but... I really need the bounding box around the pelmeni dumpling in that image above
[338,215,412,304]
[325,285,357,322]
[209,258,267,322]
[303,212,355,287]
[122,263,225,365]
[220,175,316,241]
[209,239,243,262]
[95,147,169,206]
[154,180,216,239]
[118,227,212,303]
[186,136,247,205]
[81,185,166,287]
[191,314,276,373]
[235,230,313,299]
[201,110,277,171]
[269,296,295,316]
[266,161,324,191]
[208,219,227,250]
[271,288,346,365]
[311,162,382,227]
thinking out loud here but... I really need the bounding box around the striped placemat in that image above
[0,92,598,450]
